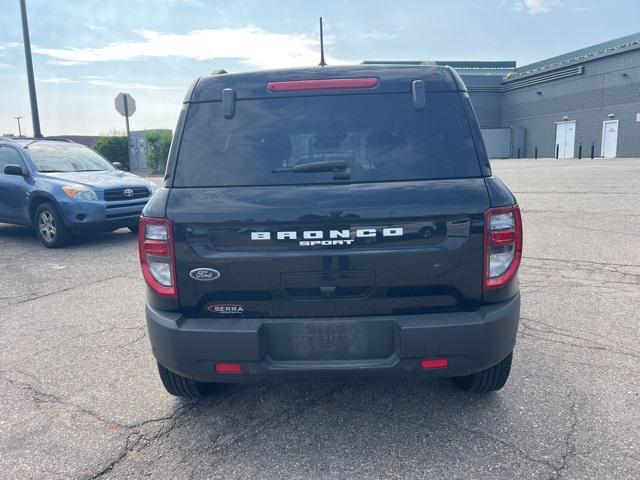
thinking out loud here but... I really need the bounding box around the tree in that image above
[144,130,172,173]
[93,135,129,170]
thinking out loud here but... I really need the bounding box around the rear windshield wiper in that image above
[273,160,347,174]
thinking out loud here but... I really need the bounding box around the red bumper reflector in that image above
[267,77,379,92]
[215,363,243,373]
[420,358,449,369]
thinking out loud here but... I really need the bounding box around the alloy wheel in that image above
[38,210,57,243]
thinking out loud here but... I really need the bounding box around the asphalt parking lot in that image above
[1,158,639,480]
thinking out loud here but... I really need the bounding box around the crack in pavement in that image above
[361,387,584,478]
[522,209,640,216]
[516,191,640,195]
[1,271,140,309]
[0,370,124,429]
[518,327,640,361]
[550,222,640,237]
[523,267,640,287]
[548,396,579,479]
[371,409,558,473]
[187,386,345,478]
[523,256,640,273]
[86,401,199,480]
[0,368,197,434]
[25,325,145,358]
[519,317,638,359]
[519,345,640,375]
[85,386,259,480]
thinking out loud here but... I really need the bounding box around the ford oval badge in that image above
[189,268,220,281]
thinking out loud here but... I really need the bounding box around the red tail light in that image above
[267,77,379,92]
[138,217,177,298]
[483,205,522,290]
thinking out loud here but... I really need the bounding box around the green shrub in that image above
[144,130,172,173]
[93,136,129,170]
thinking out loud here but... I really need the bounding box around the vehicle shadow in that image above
[156,379,512,477]
[0,223,137,249]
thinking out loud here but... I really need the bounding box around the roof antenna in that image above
[318,17,326,66]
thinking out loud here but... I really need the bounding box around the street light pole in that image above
[19,0,42,138]
[14,116,23,137]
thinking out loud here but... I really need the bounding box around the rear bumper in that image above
[146,294,520,383]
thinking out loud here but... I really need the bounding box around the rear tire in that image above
[34,202,72,248]
[454,353,513,393]
[157,362,211,399]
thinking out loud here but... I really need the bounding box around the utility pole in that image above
[318,17,326,66]
[19,0,42,138]
[14,116,23,137]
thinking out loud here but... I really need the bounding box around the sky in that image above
[1,0,639,136]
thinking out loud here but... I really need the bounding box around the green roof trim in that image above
[361,60,516,76]
[450,68,514,76]
[512,31,640,77]
[362,32,640,80]
[435,61,516,69]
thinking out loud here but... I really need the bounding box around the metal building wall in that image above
[501,49,640,158]
[463,76,504,128]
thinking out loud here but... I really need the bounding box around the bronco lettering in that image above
[250,227,403,246]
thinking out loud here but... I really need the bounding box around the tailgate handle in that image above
[281,271,375,288]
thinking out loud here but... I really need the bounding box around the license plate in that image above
[265,321,394,361]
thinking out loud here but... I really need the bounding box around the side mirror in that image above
[112,162,123,170]
[3,164,26,176]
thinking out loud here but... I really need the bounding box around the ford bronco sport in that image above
[139,65,522,398]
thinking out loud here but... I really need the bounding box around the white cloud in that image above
[512,0,560,14]
[2,74,80,83]
[32,27,355,69]
[569,5,595,12]
[82,75,112,80]
[359,30,400,41]
[86,79,183,91]
[176,0,205,6]
[38,77,80,84]
[85,23,107,32]
[48,60,90,66]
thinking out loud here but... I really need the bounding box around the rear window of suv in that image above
[174,92,481,187]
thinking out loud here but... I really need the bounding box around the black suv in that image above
[139,65,522,398]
